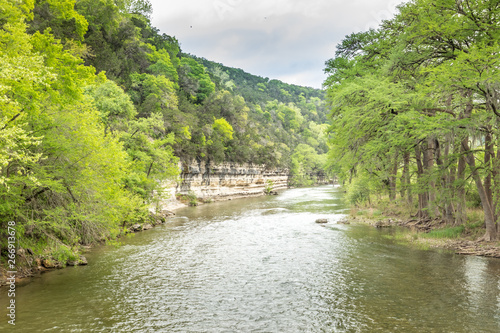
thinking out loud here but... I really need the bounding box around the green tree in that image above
[179,57,215,103]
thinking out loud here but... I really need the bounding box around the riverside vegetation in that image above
[0,0,330,277]
[324,0,500,252]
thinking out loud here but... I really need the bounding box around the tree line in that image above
[324,0,500,240]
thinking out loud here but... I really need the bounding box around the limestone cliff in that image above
[177,161,289,200]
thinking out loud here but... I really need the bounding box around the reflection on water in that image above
[1,186,500,332]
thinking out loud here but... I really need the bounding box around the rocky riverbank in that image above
[0,209,181,287]
[346,215,500,259]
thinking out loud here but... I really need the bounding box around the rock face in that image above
[173,161,289,202]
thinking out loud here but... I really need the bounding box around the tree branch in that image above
[1,113,21,130]
[420,108,456,117]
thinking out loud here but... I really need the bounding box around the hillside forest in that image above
[0,0,329,265]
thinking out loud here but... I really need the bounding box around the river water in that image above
[2,186,500,332]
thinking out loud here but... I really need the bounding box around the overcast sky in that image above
[149,0,406,89]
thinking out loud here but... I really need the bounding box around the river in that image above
[1,186,500,332]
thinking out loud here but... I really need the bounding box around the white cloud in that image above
[150,0,406,89]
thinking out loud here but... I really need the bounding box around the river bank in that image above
[346,206,500,259]
[3,186,500,332]
[0,181,291,287]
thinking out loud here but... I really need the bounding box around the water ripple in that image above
[2,186,500,332]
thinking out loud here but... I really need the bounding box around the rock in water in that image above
[131,224,142,232]
[374,220,391,228]
[315,218,328,224]
[79,256,88,265]
[161,209,175,217]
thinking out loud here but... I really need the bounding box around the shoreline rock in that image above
[346,215,500,259]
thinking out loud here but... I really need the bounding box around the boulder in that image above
[42,259,56,268]
[337,219,350,225]
[315,218,328,224]
[143,224,153,230]
[79,256,88,265]
[131,224,142,232]
[161,209,176,218]
[374,220,392,228]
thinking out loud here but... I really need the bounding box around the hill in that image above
[0,0,330,268]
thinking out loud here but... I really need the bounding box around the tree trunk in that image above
[437,136,454,224]
[426,137,439,217]
[389,153,398,201]
[415,144,429,219]
[401,151,412,204]
[462,139,497,240]
[455,142,467,225]
[484,129,494,214]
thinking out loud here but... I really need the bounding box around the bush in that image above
[176,191,198,206]
[345,177,371,206]
[466,190,482,208]
[264,180,274,194]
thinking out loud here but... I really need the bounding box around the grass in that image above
[421,226,465,239]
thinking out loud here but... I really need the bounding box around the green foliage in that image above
[129,72,178,117]
[147,48,178,82]
[1,0,330,270]
[264,180,274,194]
[289,144,326,186]
[179,58,215,103]
[324,0,500,240]
[344,176,372,206]
[28,0,89,41]
[52,244,78,264]
[421,226,465,239]
[84,79,136,133]
[176,191,198,206]
[0,0,178,265]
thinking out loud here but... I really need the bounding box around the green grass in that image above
[421,226,465,239]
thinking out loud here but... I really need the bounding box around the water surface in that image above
[1,186,500,332]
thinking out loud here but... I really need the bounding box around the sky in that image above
[149,0,406,89]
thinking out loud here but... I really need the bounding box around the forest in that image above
[0,0,329,266]
[324,0,500,241]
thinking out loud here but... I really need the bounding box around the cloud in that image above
[150,0,405,89]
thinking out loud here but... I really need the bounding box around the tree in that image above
[324,0,500,240]
[179,57,215,103]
